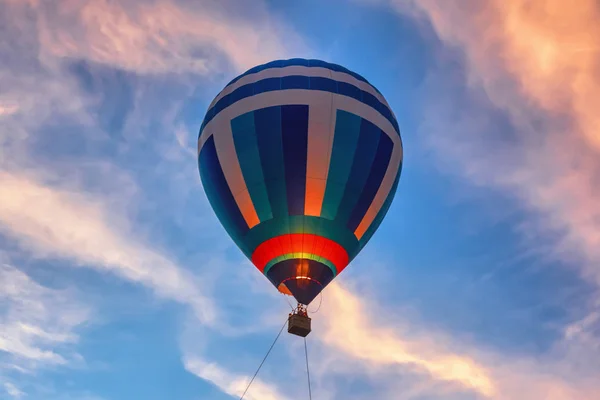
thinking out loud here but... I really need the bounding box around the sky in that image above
[1,0,599,399]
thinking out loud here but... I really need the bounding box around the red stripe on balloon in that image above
[251,234,349,274]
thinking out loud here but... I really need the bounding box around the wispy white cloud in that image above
[0,171,216,324]
[319,283,495,397]
[184,357,291,400]
[0,263,88,375]
[0,1,310,398]
[349,2,600,393]
[180,275,599,400]
[3,381,24,399]
[313,280,600,400]
[13,1,596,400]
[382,0,600,290]
[0,0,308,331]
[0,103,18,117]
[6,0,307,77]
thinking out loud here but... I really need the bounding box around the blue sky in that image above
[1,0,600,399]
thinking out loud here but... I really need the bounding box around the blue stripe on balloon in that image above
[337,81,362,102]
[199,76,399,141]
[282,75,310,89]
[198,136,249,247]
[346,132,394,232]
[224,58,382,95]
[309,76,338,92]
[253,77,281,93]
[281,105,309,216]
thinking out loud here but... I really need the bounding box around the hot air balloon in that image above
[198,58,402,336]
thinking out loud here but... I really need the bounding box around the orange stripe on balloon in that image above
[305,178,327,217]
[277,282,293,296]
[251,234,349,273]
[305,93,334,216]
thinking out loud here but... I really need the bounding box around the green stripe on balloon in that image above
[335,118,382,226]
[321,110,362,220]
[263,253,338,277]
[231,111,273,222]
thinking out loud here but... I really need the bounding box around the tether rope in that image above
[239,318,287,400]
[304,337,313,400]
[308,291,323,314]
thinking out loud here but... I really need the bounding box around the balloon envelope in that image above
[198,58,403,305]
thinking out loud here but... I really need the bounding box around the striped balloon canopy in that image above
[198,58,403,305]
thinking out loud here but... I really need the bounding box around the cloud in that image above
[413,0,600,148]
[0,0,309,166]
[0,0,304,331]
[2,1,596,400]
[376,5,600,396]
[0,0,309,319]
[0,0,313,395]
[0,103,18,117]
[3,382,25,398]
[0,1,318,399]
[179,274,600,400]
[15,1,595,399]
[5,0,307,77]
[349,1,600,374]
[318,283,495,397]
[314,281,600,400]
[0,263,88,374]
[184,357,291,400]
[382,0,600,289]
[0,171,216,324]
[564,311,599,341]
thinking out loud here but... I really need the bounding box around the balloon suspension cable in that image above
[304,336,313,400]
[283,293,295,311]
[239,318,287,400]
[308,291,323,314]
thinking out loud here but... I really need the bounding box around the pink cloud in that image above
[0,0,307,338]
[0,171,216,324]
[0,2,307,398]
[9,0,307,75]
[315,281,600,399]
[338,1,600,397]
[4,1,598,399]
[319,284,496,397]
[184,357,291,400]
[0,103,19,117]
[377,0,600,291]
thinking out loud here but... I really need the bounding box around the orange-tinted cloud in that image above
[4,0,306,76]
[0,103,19,117]
[319,283,496,396]
[317,282,600,399]
[381,0,600,288]
[360,2,600,397]
[184,357,291,400]
[418,0,600,150]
